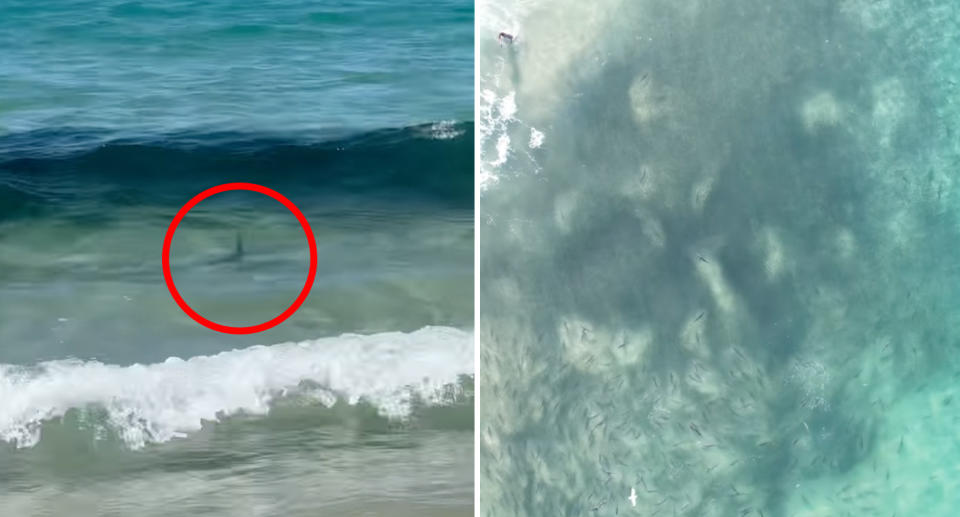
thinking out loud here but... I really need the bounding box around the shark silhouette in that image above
[204,232,245,266]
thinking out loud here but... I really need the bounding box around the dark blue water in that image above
[0,124,473,221]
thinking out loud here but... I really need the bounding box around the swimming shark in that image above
[204,232,245,266]
[184,232,295,273]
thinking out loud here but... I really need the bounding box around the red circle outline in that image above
[161,183,317,334]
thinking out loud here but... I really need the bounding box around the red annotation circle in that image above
[162,183,318,334]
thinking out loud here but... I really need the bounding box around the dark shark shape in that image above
[204,232,245,266]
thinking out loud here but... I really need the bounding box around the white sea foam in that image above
[529,128,544,149]
[0,326,473,448]
[476,0,525,192]
[478,88,519,190]
[424,120,465,140]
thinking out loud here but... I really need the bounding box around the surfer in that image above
[498,32,515,45]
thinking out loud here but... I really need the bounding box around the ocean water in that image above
[478,0,960,516]
[0,0,473,138]
[0,1,473,515]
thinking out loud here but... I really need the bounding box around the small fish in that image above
[689,423,702,437]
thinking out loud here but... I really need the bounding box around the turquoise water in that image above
[478,0,960,516]
[0,0,473,139]
[0,1,473,515]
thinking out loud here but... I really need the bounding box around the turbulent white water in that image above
[0,326,473,448]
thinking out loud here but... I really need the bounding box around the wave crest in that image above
[0,122,474,220]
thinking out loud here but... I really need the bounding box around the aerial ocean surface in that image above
[0,1,473,515]
[479,0,960,516]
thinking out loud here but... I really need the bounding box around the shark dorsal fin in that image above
[235,233,244,258]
